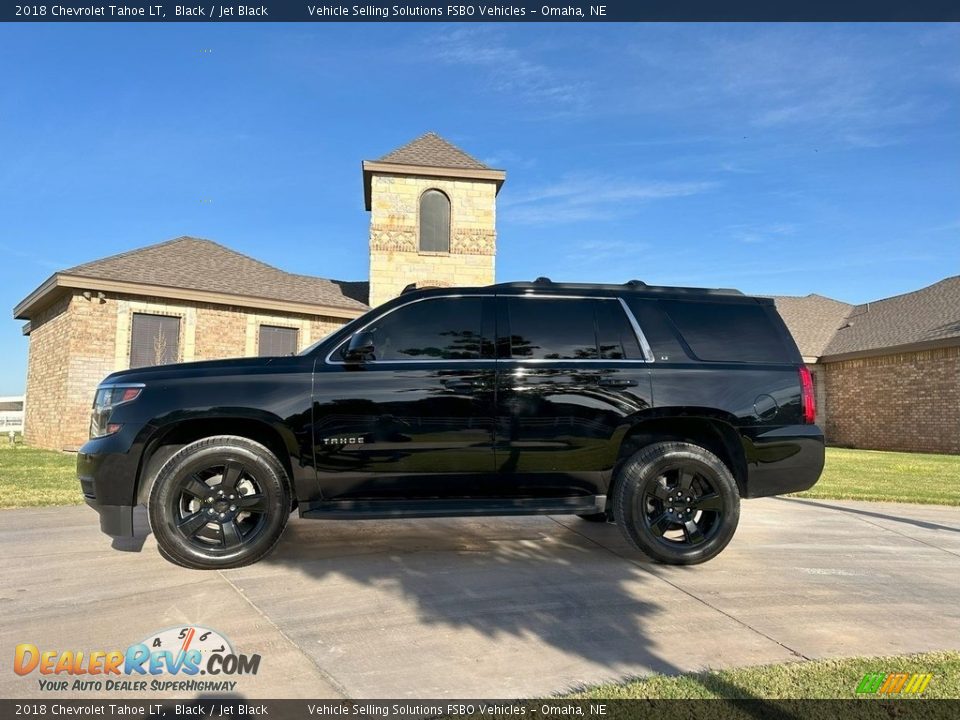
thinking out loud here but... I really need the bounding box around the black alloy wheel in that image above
[148,436,290,569]
[614,441,740,565]
[170,461,270,554]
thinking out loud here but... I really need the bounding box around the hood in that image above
[102,356,279,384]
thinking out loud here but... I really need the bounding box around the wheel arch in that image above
[609,412,748,514]
[135,415,296,505]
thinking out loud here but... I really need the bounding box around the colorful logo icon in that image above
[856,672,932,696]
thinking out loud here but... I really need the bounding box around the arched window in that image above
[419,189,450,253]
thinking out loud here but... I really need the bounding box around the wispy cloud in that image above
[427,28,588,116]
[728,222,798,245]
[621,26,953,148]
[501,174,718,225]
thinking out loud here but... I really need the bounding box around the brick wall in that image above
[23,295,71,449]
[23,291,350,451]
[368,174,497,307]
[822,345,960,454]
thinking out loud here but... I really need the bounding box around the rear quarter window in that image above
[660,299,794,363]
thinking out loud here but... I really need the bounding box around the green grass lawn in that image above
[567,650,960,699]
[0,443,81,508]
[795,447,960,506]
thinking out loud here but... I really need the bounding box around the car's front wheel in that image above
[613,441,740,565]
[148,435,290,570]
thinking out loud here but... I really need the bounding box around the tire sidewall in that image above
[615,442,740,565]
[148,437,289,570]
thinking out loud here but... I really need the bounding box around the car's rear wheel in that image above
[148,436,290,570]
[613,441,740,565]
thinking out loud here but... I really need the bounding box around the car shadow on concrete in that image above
[777,496,960,534]
[255,517,802,713]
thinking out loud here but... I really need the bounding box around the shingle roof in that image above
[770,294,853,359]
[62,236,368,312]
[822,276,960,357]
[378,132,491,170]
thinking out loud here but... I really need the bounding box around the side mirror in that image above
[342,330,375,364]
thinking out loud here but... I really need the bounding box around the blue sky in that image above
[1,23,958,393]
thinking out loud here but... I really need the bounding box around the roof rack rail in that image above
[486,279,744,296]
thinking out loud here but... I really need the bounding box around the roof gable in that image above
[770,294,853,360]
[822,276,960,358]
[15,236,368,320]
[378,132,490,170]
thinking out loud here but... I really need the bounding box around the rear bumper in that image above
[77,427,145,538]
[742,424,825,498]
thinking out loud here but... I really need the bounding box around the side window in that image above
[259,325,299,356]
[368,297,483,361]
[660,300,791,363]
[419,189,451,253]
[596,302,644,359]
[130,313,180,368]
[505,298,599,360]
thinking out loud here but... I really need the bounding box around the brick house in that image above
[773,277,960,455]
[14,132,504,450]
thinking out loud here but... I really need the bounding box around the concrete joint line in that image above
[548,516,811,662]
[216,570,352,699]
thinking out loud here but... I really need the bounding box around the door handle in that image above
[596,378,637,388]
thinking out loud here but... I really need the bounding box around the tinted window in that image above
[506,298,599,360]
[259,325,299,356]
[130,313,180,368]
[419,189,451,253]
[596,302,644,359]
[660,300,791,363]
[369,297,483,361]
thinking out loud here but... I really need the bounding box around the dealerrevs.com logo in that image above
[13,626,261,693]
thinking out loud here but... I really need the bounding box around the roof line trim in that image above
[15,274,367,321]
[819,336,960,363]
[362,161,506,210]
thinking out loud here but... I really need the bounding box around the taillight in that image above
[799,366,816,424]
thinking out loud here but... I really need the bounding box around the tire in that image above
[148,435,291,570]
[576,512,609,522]
[613,441,740,565]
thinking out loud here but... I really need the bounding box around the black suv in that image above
[78,279,824,569]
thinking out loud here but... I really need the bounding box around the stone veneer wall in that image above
[23,291,348,451]
[368,174,497,307]
[822,345,960,454]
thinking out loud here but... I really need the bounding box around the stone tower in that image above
[363,132,506,307]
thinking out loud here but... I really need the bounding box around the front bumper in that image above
[77,426,146,537]
[742,424,825,498]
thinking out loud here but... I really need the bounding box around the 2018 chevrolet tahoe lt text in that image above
[78,279,824,569]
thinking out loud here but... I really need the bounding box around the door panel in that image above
[311,295,497,500]
[312,365,496,499]
[494,296,653,497]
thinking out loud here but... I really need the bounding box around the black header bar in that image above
[3,1,960,23]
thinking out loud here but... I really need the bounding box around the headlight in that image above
[90,383,144,438]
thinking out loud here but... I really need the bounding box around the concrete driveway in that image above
[1,497,958,699]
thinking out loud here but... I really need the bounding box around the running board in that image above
[300,495,606,520]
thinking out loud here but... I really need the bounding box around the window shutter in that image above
[259,325,299,356]
[130,314,180,368]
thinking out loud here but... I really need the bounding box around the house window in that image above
[259,325,299,356]
[419,189,450,253]
[130,313,180,368]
